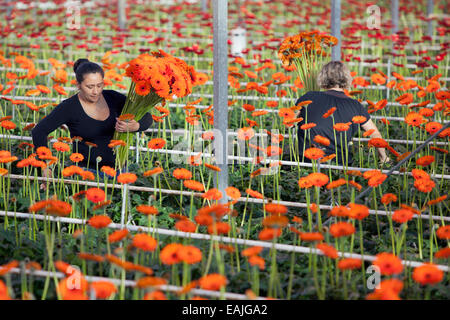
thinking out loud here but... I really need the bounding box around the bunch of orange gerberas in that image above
[278,30,338,91]
[113,49,198,167]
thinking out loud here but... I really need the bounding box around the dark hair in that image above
[73,58,104,83]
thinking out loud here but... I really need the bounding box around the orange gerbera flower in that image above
[131,233,158,252]
[404,112,424,127]
[326,178,347,190]
[329,222,355,238]
[108,140,126,148]
[92,200,111,211]
[108,229,129,243]
[258,227,282,241]
[248,255,265,270]
[424,122,443,135]
[88,215,112,229]
[178,245,202,264]
[366,279,403,300]
[304,147,325,160]
[69,153,84,163]
[414,178,435,193]
[278,108,295,119]
[202,188,223,200]
[262,215,289,228]
[242,104,255,112]
[175,220,197,233]
[298,176,313,189]
[242,246,263,257]
[143,167,164,177]
[0,120,16,130]
[434,247,450,259]
[159,243,183,265]
[306,172,329,187]
[117,172,137,184]
[86,188,105,203]
[427,195,447,206]
[371,73,386,85]
[199,274,227,291]
[237,127,255,141]
[412,263,443,285]
[316,243,338,259]
[225,186,241,200]
[52,141,70,152]
[333,122,351,132]
[246,188,264,199]
[392,208,414,224]
[368,173,387,187]
[0,260,19,276]
[135,276,167,288]
[338,258,362,270]
[348,203,370,220]
[372,252,403,275]
[100,166,116,177]
[36,146,52,159]
[313,135,330,146]
[381,193,397,205]
[204,163,221,172]
[90,281,117,299]
[183,179,205,191]
[147,138,166,149]
[436,225,450,239]
[143,291,167,300]
[207,222,231,235]
[77,252,104,262]
[322,107,336,118]
[328,206,350,217]
[300,232,324,242]
[300,122,317,130]
[320,154,336,163]
[173,168,192,180]
[136,205,158,215]
[264,203,288,215]
[45,200,72,217]
[416,155,435,167]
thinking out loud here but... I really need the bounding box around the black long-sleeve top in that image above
[295,89,371,165]
[32,89,153,169]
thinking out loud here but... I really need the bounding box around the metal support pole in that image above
[331,0,341,61]
[201,0,207,12]
[118,0,126,30]
[391,0,399,35]
[212,0,228,203]
[427,0,434,38]
[6,0,12,19]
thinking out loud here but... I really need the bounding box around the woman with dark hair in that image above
[295,61,389,166]
[32,58,153,182]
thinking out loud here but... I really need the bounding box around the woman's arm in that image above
[31,101,72,149]
[361,119,390,163]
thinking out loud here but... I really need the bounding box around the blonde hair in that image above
[317,61,352,90]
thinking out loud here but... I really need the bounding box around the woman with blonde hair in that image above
[295,61,389,165]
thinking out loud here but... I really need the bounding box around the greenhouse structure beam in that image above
[427,0,434,38]
[331,0,341,61]
[118,0,126,30]
[391,0,399,34]
[212,0,229,203]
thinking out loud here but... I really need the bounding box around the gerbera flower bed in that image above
[0,0,449,300]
